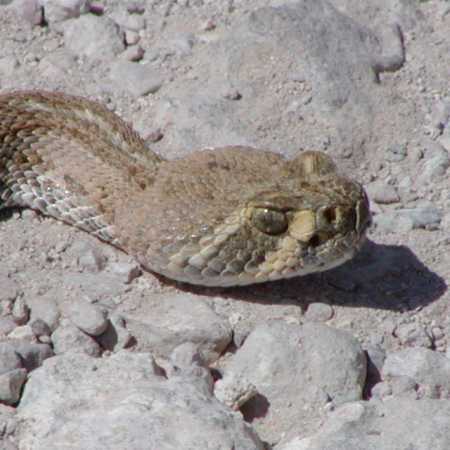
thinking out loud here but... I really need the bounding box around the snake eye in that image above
[251,208,288,235]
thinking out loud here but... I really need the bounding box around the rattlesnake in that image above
[0,90,371,287]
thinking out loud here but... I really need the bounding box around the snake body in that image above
[0,91,371,287]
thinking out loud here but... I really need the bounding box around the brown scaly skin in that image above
[0,90,371,287]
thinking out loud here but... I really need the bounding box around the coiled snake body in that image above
[0,91,371,287]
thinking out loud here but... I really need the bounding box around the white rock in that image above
[17,352,263,449]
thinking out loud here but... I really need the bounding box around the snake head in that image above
[160,177,370,287]
[151,150,371,287]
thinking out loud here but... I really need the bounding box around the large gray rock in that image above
[17,351,263,450]
[215,321,366,444]
[276,398,450,450]
[124,293,232,364]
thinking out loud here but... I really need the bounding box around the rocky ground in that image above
[0,0,449,449]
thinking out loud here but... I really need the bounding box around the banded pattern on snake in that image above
[0,90,371,287]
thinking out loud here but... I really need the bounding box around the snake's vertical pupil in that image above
[323,207,337,223]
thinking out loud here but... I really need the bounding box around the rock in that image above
[124,29,140,45]
[27,294,60,332]
[29,318,52,339]
[167,342,214,388]
[215,375,258,411]
[124,293,232,364]
[96,315,134,352]
[8,325,34,341]
[12,0,44,25]
[108,261,141,284]
[12,297,29,325]
[67,301,108,336]
[0,344,22,375]
[10,342,53,372]
[108,61,163,98]
[126,1,145,14]
[373,206,443,232]
[63,15,124,60]
[276,398,450,450]
[383,347,450,394]
[17,352,263,449]
[366,180,400,204]
[0,369,27,405]
[52,322,101,357]
[304,303,334,322]
[121,45,145,62]
[217,321,366,443]
[42,0,90,24]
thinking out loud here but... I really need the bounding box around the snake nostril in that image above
[323,207,337,224]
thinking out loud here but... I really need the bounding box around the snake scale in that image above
[0,90,371,287]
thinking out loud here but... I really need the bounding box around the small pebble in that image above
[305,303,334,322]
[121,45,145,62]
[124,29,140,46]
[366,180,400,204]
[126,1,145,14]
